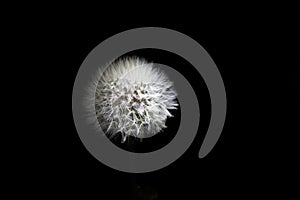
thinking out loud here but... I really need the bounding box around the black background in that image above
[8,9,299,198]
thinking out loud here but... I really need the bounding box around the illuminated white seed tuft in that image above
[86,57,178,142]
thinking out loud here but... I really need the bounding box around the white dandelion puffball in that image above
[88,57,178,142]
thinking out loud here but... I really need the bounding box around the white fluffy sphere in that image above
[87,57,178,142]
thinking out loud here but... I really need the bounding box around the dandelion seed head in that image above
[86,57,178,142]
